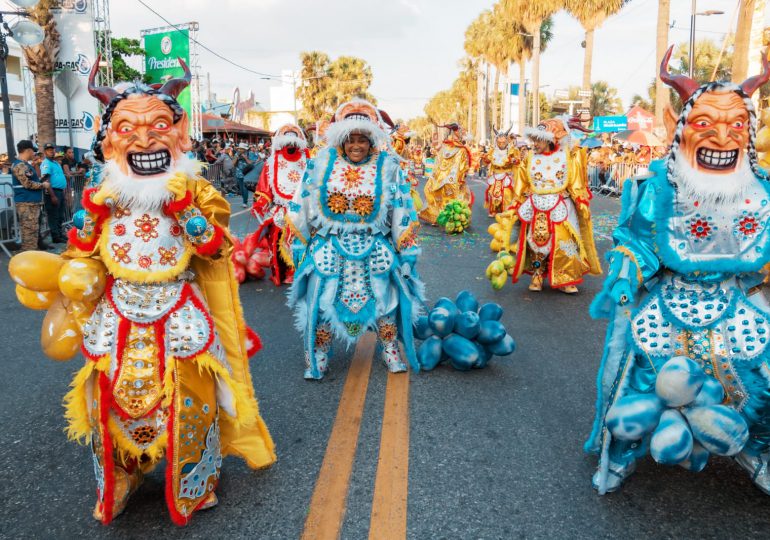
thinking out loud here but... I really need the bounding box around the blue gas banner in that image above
[592,116,628,133]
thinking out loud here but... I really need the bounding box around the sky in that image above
[107,0,759,120]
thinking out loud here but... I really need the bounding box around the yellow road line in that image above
[368,370,410,540]
[302,333,376,540]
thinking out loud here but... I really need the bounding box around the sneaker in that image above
[242,202,248,208]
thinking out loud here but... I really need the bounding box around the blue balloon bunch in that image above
[606,356,749,470]
[415,290,516,371]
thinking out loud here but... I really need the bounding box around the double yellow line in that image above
[301,334,410,540]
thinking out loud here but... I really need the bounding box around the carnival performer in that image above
[8,60,275,525]
[286,99,424,380]
[484,127,520,216]
[251,123,309,286]
[307,119,331,159]
[586,48,770,495]
[391,123,423,212]
[419,123,472,225]
[488,116,601,293]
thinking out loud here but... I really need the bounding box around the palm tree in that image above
[654,0,671,129]
[500,0,561,127]
[563,1,628,91]
[22,0,60,146]
[732,0,757,83]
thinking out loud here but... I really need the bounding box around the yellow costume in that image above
[484,137,520,216]
[8,61,274,526]
[420,125,472,225]
[489,117,601,292]
[755,107,770,171]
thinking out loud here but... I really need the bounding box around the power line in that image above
[134,0,285,81]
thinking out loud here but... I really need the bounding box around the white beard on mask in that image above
[669,152,757,206]
[101,153,201,211]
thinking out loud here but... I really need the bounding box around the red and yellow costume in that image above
[485,131,520,216]
[391,124,423,212]
[419,123,472,225]
[8,60,275,525]
[251,124,309,286]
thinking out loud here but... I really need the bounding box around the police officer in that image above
[11,140,50,251]
[40,142,67,243]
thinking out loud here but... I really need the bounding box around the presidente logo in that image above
[55,53,91,75]
[147,56,182,70]
[161,35,173,55]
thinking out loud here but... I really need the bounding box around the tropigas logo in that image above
[55,53,91,75]
[56,111,95,131]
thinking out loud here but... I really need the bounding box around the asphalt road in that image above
[2,177,770,539]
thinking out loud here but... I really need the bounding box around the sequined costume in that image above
[252,124,309,286]
[485,130,520,216]
[586,47,770,495]
[494,117,601,292]
[286,100,424,379]
[9,60,275,525]
[419,124,472,225]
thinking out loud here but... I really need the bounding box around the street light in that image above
[689,1,724,78]
[1,0,43,160]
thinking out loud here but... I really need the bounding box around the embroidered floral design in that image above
[170,223,182,237]
[555,170,565,180]
[114,206,131,218]
[287,169,302,183]
[689,217,712,239]
[533,172,543,181]
[327,192,349,214]
[134,214,160,242]
[737,215,760,236]
[113,223,126,236]
[377,322,398,342]
[277,160,288,170]
[340,165,364,189]
[314,327,333,348]
[138,255,152,269]
[352,195,375,217]
[111,242,132,263]
[158,246,179,266]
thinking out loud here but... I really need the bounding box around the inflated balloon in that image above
[418,336,443,371]
[456,290,479,313]
[454,311,481,339]
[442,334,479,371]
[478,303,503,321]
[477,320,506,345]
[58,258,107,302]
[414,315,433,340]
[474,341,492,369]
[605,393,664,441]
[486,334,516,356]
[40,295,81,361]
[15,285,57,310]
[684,405,749,456]
[428,306,455,337]
[692,376,725,407]
[679,441,709,472]
[655,356,706,407]
[9,250,65,291]
[651,409,694,465]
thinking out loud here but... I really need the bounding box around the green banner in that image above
[144,29,191,123]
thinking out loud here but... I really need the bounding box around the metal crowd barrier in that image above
[62,173,88,230]
[0,179,19,257]
[589,161,646,197]
[204,162,225,192]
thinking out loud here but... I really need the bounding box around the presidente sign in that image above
[143,28,192,121]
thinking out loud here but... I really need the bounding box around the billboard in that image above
[143,29,191,121]
[592,115,628,133]
[52,0,100,151]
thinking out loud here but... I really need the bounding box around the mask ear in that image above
[663,104,678,146]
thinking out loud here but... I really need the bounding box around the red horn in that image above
[87,54,118,105]
[379,109,395,129]
[659,45,700,102]
[568,114,592,133]
[158,58,191,99]
[740,50,770,97]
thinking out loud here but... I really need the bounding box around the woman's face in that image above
[343,132,372,163]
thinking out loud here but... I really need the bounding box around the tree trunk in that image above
[518,60,527,135]
[35,73,56,145]
[531,22,541,127]
[582,27,595,110]
[485,62,491,141]
[654,0,671,131]
[477,61,486,142]
[492,66,500,134]
[732,0,756,82]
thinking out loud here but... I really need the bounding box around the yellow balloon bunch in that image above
[488,210,515,252]
[756,108,770,172]
[9,251,106,361]
[485,251,516,290]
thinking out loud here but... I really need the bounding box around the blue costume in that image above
[587,48,770,494]
[285,100,423,380]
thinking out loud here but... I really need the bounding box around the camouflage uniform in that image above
[11,160,44,251]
